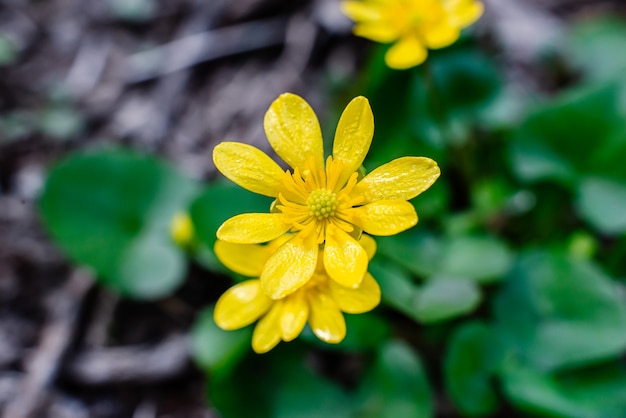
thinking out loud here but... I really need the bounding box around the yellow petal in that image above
[422,22,460,49]
[280,292,309,342]
[214,280,272,330]
[385,35,428,69]
[260,232,318,299]
[350,200,418,236]
[214,240,271,277]
[445,0,484,27]
[216,213,290,244]
[341,1,383,22]
[332,96,375,187]
[359,234,377,260]
[308,290,346,344]
[324,223,368,288]
[252,302,283,354]
[353,23,399,43]
[212,142,285,198]
[353,157,440,203]
[330,272,381,313]
[264,93,324,172]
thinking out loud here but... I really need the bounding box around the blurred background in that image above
[2,0,626,417]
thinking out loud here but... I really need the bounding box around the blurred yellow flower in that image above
[213,235,381,353]
[342,0,484,69]
[213,93,440,299]
[169,212,195,248]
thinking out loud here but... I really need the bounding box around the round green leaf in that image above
[377,231,512,282]
[356,340,434,418]
[438,236,513,282]
[39,149,197,299]
[576,176,626,234]
[509,83,624,184]
[493,250,626,372]
[368,259,421,321]
[300,312,390,352]
[502,361,626,418]
[415,277,481,324]
[444,322,499,417]
[272,353,352,418]
[563,16,626,82]
[190,306,251,378]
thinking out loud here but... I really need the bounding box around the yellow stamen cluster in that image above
[307,189,338,220]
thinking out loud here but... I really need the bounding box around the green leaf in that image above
[355,340,434,418]
[493,250,626,372]
[576,176,626,234]
[208,353,274,418]
[376,230,442,278]
[428,45,502,117]
[190,182,273,249]
[377,231,513,282]
[444,322,499,417]
[39,149,197,299]
[502,361,626,418]
[415,277,481,324]
[190,306,251,378]
[369,258,421,321]
[437,236,513,282]
[272,353,352,418]
[208,346,350,418]
[300,312,390,352]
[563,16,626,82]
[509,83,625,183]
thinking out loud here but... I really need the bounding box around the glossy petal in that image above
[214,240,271,277]
[260,232,318,299]
[359,234,377,260]
[264,93,324,172]
[214,280,272,330]
[353,156,440,203]
[308,290,346,344]
[252,302,283,354]
[217,213,290,244]
[330,272,381,314]
[280,292,309,342]
[350,200,418,235]
[324,223,368,288]
[422,22,460,49]
[332,96,375,187]
[213,142,285,197]
[445,0,484,27]
[353,23,399,43]
[341,1,383,22]
[385,35,428,69]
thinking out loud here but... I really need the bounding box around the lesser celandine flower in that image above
[213,93,439,300]
[169,212,195,248]
[214,235,380,353]
[342,0,484,69]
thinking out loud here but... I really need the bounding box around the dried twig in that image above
[83,290,119,349]
[63,333,190,385]
[3,269,93,418]
[124,17,287,84]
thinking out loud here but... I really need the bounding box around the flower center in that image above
[307,189,338,220]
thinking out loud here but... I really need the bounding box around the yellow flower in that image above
[342,0,484,69]
[169,212,195,248]
[213,235,381,353]
[213,93,440,299]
